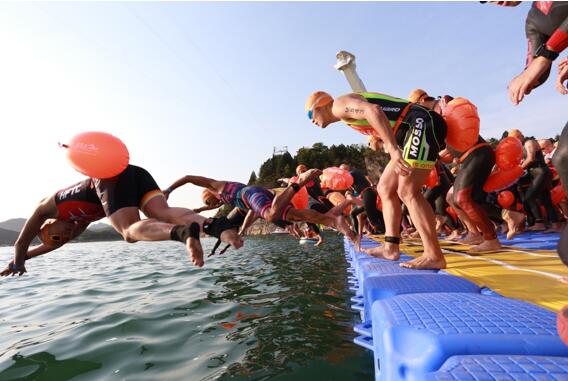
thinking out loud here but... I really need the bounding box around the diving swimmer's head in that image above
[202,188,220,206]
[38,219,76,247]
[296,164,307,175]
[408,88,431,103]
[305,91,333,128]
[508,128,524,142]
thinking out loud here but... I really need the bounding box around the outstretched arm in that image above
[164,175,225,197]
[193,203,222,213]
[8,196,58,276]
[238,210,259,236]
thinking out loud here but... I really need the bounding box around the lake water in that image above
[0,235,373,381]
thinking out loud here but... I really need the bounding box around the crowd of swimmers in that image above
[2,2,567,279]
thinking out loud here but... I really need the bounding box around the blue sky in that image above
[0,2,566,222]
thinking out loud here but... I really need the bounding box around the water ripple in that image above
[0,236,372,380]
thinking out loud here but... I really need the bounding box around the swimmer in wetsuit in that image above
[2,179,106,276]
[93,164,243,268]
[164,169,357,242]
[410,89,502,253]
[306,90,447,269]
[510,129,561,232]
[339,163,385,236]
[489,2,568,104]
[553,121,568,270]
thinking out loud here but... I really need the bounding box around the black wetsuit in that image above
[451,137,497,241]
[553,121,568,265]
[349,169,385,234]
[523,139,559,226]
[93,165,162,216]
[423,162,458,231]
[524,2,568,87]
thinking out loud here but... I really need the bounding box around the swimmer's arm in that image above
[193,204,222,213]
[314,234,324,247]
[165,175,218,194]
[520,140,536,169]
[14,196,58,269]
[238,210,258,236]
[333,95,400,157]
[20,222,87,260]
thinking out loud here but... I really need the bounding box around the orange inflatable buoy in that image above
[442,97,480,152]
[320,167,354,191]
[551,184,567,205]
[495,137,523,170]
[483,166,524,193]
[424,167,439,189]
[497,190,515,209]
[61,131,129,179]
[291,186,309,209]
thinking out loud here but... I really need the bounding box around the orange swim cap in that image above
[202,188,220,205]
[305,91,333,115]
[408,88,429,103]
[38,219,75,246]
[508,129,524,140]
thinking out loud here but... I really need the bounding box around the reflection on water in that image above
[0,235,373,381]
[0,352,101,381]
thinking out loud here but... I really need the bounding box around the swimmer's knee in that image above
[120,230,138,243]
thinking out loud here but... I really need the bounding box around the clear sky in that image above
[0,1,566,223]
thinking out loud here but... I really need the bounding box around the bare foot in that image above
[527,222,546,232]
[409,230,421,239]
[468,239,502,254]
[363,243,400,261]
[460,232,483,245]
[560,276,568,285]
[445,230,463,241]
[506,228,520,240]
[544,223,564,234]
[187,237,205,267]
[401,227,416,238]
[296,168,322,187]
[400,254,446,270]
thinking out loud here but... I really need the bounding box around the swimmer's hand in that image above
[390,150,412,176]
[1,261,27,277]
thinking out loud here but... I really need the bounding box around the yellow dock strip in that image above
[368,236,568,313]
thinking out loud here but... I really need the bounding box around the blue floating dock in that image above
[362,274,481,323]
[370,293,568,381]
[497,231,560,250]
[425,355,568,381]
[343,235,568,381]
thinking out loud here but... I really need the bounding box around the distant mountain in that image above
[0,219,120,246]
[0,228,19,246]
[0,218,27,232]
